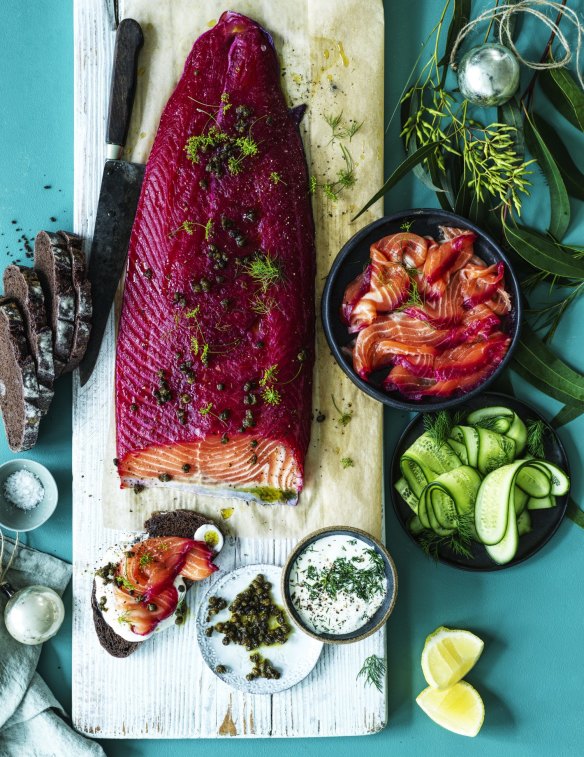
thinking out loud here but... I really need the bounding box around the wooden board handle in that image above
[106,18,144,150]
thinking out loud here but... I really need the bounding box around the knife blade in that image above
[79,18,144,387]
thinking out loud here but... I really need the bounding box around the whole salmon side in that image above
[115,12,315,505]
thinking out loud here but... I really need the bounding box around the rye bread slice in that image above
[3,265,55,414]
[57,231,92,372]
[93,510,217,658]
[34,231,75,378]
[0,298,42,451]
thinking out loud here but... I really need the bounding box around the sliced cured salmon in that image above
[113,536,217,636]
[343,227,513,399]
[115,13,315,504]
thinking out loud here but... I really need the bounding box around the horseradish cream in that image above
[94,544,185,643]
[288,535,388,635]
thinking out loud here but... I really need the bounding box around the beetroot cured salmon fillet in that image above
[115,13,315,505]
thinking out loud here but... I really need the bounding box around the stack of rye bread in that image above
[0,231,92,451]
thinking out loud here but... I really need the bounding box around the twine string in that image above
[449,1,583,89]
[0,529,19,585]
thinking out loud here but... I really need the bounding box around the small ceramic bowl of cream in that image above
[282,526,398,644]
[0,459,58,532]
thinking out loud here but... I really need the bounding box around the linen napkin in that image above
[0,537,104,757]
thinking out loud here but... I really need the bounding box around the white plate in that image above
[196,563,323,694]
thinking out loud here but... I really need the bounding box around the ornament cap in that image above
[0,581,15,599]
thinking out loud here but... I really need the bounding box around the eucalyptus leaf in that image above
[524,116,570,240]
[540,66,584,132]
[439,0,472,71]
[567,498,584,530]
[352,141,442,221]
[503,222,584,280]
[551,403,584,428]
[399,88,445,194]
[532,114,584,201]
[512,324,584,408]
[429,153,454,211]
[498,98,525,160]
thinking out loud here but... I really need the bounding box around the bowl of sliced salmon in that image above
[321,209,522,410]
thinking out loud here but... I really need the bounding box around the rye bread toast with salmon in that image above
[93,510,217,658]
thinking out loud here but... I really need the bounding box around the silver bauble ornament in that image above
[3,584,65,645]
[457,43,520,106]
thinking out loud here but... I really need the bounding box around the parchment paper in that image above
[102,0,385,538]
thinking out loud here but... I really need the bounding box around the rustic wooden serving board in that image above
[72,0,387,739]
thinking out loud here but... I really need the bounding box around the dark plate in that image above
[390,392,570,571]
[321,208,522,411]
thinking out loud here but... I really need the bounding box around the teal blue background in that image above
[1,1,583,755]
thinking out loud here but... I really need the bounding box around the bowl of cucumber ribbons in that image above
[391,392,570,570]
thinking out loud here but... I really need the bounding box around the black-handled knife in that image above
[79,18,145,387]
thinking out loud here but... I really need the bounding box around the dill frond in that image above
[526,419,547,458]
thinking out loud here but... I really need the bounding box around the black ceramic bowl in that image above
[321,209,522,412]
[390,392,570,571]
[281,526,398,644]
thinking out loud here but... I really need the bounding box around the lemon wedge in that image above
[416,681,485,737]
[421,626,484,690]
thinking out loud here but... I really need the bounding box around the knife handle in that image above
[106,18,144,158]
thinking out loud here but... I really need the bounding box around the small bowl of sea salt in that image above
[0,460,58,532]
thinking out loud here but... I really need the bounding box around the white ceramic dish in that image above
[196,563,323,695]
[0,459,58,532]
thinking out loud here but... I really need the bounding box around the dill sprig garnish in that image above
[260,364,279,386]
[302,549,385,603]
[250,295,277,316]
[170,218,213,240]
[331,395,353,427]
[262,386,282,406]
[243,252,282,293]
[526,418,547,458]
[269,171,286,185]
[199,402,213,416]
[115,575,136,592]
[423,409,454,446]
[139,552,154,568]
[417,511,476,561]
[324,111,363,143]
[357,655,386,692]
[184,306,210,365]
[311,114,360,202]
[185,126,228,164]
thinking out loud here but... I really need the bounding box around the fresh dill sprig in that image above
[262,386,282,406]
[269,171,286,185]
[526,418,547,458]
[423,410,453,446]
[139,552,154,568]
[260,364,279,386]
[250,295,277,315]
[400,220,414,232]
[185,306,210,365]
[324,111,364,143]
[170,218,213,240]
[243,252,282,293]
[115,575,136,592]
[199,402,213,416]
[331,395,353,427]
[357,655,386,692]
[340,456,355,469]
[418,511,476,561]
[185,126,228,164]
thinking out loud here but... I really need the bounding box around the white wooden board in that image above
[72,0,388,739]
